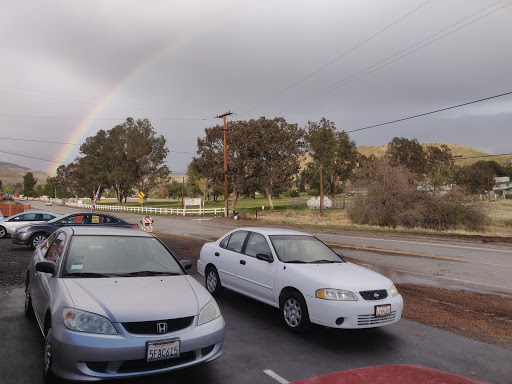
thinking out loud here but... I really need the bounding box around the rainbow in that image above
[48,8,242,175]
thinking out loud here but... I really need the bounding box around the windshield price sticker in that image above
[146,339,180,362]
[375,304,391,317]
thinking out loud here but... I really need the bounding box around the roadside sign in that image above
[138,192,145,199]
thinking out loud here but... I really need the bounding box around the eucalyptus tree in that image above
[304,118,358,198]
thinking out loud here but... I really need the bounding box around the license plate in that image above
[375,304,391,317]
[146,339,180,362]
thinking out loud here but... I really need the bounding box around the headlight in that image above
[15,227,31,234]
[389,284,399,297]
[63,308,117,334]
[198,299,221,326]
[316,289,357,301]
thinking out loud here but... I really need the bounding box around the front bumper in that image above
[11,232,30,245]
[305,294,403,329]
[50,315,225,381]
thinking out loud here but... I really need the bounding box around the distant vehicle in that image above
[25,226,225,382]
[45,201,52,206]
[0,211,60,238]
[11,212,139,248]
[198,227,403,332]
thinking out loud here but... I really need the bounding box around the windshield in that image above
[269,235,344,263]
[63,235,185,277]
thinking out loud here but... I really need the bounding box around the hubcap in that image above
[283,298,302,327]
[44,331,52,374]
[0,228,5,237]
[25,291,30,311]
[207,271,217,292]
[32,236,46,248]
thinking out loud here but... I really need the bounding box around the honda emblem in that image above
[157,322,168,334]
[374,292,380,298]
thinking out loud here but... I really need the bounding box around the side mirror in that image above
[256,253,273,263]
[36,261,57,276]
[180,260,193,270]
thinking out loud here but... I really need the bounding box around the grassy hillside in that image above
[0,162,49,187]
[357,143,511,166]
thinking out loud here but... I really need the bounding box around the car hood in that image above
[286,262,393,292]
[63,275,205,322]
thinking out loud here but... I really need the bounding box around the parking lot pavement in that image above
[2,270,512,384]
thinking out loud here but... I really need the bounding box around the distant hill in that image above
[357,143,512,166]
[0,162,50,187]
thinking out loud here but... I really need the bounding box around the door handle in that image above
[240,260,246,265]
[214,252,220,256]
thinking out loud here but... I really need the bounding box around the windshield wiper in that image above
[285,260,308,264]
[64,272,110,278]
[312,260,340,263]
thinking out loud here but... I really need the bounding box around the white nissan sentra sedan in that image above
[25,226,225,382]
[198,227,403,333]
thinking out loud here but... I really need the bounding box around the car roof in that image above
[233,227,312,236]
[4,210,59,218]
[65,226,148,237]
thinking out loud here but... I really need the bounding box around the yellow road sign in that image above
[138,192,145,199]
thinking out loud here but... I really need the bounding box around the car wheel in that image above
[0,226,6,238]
[43,327,57,383]
[280,291,311,333]
[24,286,34,319]
[30,233,47,249]
[205,266,224,297]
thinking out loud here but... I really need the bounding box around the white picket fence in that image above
[65,202,225,216]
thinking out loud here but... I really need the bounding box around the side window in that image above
[39,232,58,256]
[244,232,272,258]
[45,232,66,264]
[23,213,38,221]
[226,231,248,253]
[220,235,231,249]
[42,214,54,220]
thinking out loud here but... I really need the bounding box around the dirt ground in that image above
[1,232,511,351]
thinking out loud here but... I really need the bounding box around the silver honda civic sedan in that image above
[25,226,225,382]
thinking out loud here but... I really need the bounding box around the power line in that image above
[0,148,63,164]
[274,0,511,115]
[346,90,512,133]
[239,0,433,117]
[0,137,79,145]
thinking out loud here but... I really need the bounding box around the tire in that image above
[280,291,311,333]
[0,226,6,238]
[205,266,224,297]
[43,327,57,383]
[24,284,34,319]
[30,233,47,249]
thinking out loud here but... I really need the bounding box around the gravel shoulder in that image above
[1,232,511,350]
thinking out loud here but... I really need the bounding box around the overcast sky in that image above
[1,0,511,177]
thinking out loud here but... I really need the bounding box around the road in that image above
[28,200,512,297]
[2,201,512,383]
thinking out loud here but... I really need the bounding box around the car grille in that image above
[358,311,397,326]
[122,317,194,335]
[359,289,388,300]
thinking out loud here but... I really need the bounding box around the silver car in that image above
[25,226,225,382]
[0,210,59,238]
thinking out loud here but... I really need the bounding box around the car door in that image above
[31,232,66,325]
[6,213,37,234]
[213,230,249,289]
[236,232,278,304]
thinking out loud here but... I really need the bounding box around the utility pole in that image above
[181,177,184,210]
[216,111,234,218]
[319,163,323,215]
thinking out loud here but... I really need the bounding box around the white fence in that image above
[66,202,225,216]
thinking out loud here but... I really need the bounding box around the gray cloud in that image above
[1,0,511,176]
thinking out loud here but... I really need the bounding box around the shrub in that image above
[348,165,488,231]
[306,189,319,197]
[284,190,299,198]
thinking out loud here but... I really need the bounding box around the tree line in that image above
[2,116,510,222]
